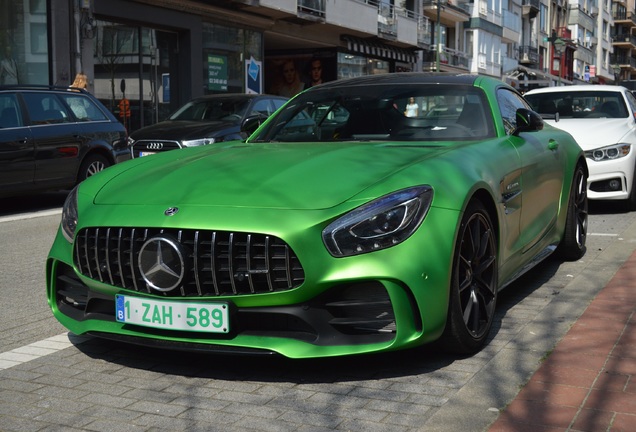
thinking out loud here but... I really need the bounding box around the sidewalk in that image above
[487,251,636,431]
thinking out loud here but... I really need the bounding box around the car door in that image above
[497,87,565,251]
[21,91,83,188]
[0,92,34,193]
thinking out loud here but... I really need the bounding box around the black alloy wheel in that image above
[442,200,498,354]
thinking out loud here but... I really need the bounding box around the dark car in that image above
[127,94,288,158]
[0,85,129,198]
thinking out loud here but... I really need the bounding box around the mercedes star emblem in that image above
[138,236,185,292]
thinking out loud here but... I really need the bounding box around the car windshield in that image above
[250,84,495,142]
[169,97,250,121]
[525,91,628,119]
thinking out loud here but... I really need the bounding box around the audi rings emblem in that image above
[138,236,185,292]
[147,142,164,150]
[164,207,179,216]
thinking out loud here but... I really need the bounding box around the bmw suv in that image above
[0,85,129,198]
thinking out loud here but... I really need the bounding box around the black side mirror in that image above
[513,108,544,135]
[241,113,268,135]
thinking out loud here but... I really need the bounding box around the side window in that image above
[22,93,71,125]
[0,93,23,128]
[251,99,271,116]
[497,88,528,135]
[625,91,636,117]
[60,94,108,121]
[272,99,287,111]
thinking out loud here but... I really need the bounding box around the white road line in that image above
[0,333,89,370]
[588,233,620,237]
[0,209,62,223]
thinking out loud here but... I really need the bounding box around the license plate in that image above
[139,151,156,157]
[115,295,229,333]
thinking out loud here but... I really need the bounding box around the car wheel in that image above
[442,200,498,355]
[556,163,588,261]
[78,154,110,183]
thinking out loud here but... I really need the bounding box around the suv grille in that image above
[74,227,305,297]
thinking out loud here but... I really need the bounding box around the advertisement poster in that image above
[265,51,335,97]
[207,54,228,91]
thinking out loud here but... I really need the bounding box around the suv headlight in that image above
[61,186,80,243]
[585,143,631,162]
[181,138,216,147]
[322,186,433,257]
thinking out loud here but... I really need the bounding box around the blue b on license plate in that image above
[115,295,229,333]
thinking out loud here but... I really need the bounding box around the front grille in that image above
[74,227,305,297]
[133,140,181,153]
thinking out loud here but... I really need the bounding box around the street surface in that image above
[1,191,636,431]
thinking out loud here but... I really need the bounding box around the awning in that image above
[341,35,419,64]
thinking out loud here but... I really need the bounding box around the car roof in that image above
[310,73,481,91]
[526,85,628,95]
[192,93,286,102]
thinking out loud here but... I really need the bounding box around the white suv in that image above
[525,85,636,209]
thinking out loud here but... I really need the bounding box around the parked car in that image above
[525,85,636,208]
[127,93,288,157]
[47,74,587,359]
[0,85,129,198]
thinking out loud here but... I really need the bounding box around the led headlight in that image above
[585,143,631,162]
[322,186,433,257]
[61,186,79,243]
[181,138,216,147]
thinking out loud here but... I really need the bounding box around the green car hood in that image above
[94,142,445,210]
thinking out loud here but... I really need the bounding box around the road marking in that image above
[0,333,89,370]
[0,209,62,223]
[588,233,620,237]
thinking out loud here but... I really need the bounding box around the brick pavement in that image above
[488,251,636,432]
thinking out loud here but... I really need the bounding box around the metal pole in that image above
[436,0,441,72]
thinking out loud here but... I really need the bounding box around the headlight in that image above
[61,186,79,243]
[181,138,216,147]
[585,143,631,162]
[322,186,433,257]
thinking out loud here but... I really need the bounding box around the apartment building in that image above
[0,0,624,132]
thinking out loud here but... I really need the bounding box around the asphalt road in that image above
[1,192,635,431]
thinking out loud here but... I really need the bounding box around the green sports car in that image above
[46,74,588,358]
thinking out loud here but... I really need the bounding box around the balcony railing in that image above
[298,0,325,18]
[612,33,636,46]
[518,45,539,64]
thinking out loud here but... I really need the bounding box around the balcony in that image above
[297,0,325,20]
[612,33,636,47]
[422,46,469,71]
[518,45,539,66]
[613,11,636,26]
[522,0,540,19]
[421,0,470,27]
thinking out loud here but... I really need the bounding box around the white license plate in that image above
[115,295,229,333]
[139,151,156,157]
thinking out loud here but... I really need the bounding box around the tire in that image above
[78,154,110,183]
[442,200,498,355]
[556,163,588,261]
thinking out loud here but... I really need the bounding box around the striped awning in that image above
[341,35,419,64]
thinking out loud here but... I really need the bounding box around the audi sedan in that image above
[46,73,587,358]
[127,94,287,157]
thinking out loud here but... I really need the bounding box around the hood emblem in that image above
[165,207,179,216]
[138,236,185,292]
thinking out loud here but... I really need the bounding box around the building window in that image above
[0,0,49,84]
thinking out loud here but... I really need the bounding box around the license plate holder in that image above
[115,295,229,333]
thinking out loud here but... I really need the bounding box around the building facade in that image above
[0,0,629,133]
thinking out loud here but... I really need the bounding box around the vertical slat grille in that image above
[74,227,305,297]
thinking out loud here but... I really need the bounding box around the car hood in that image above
[546,118,633,150]
[129,120,239,140]
[93,142,446,210]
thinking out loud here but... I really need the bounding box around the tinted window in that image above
[525,91,628,119]
[497,88,529,135]
[252,85,495,142]
[60,94,108,121]
[0,93,23,128]
[22,93,71,125]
